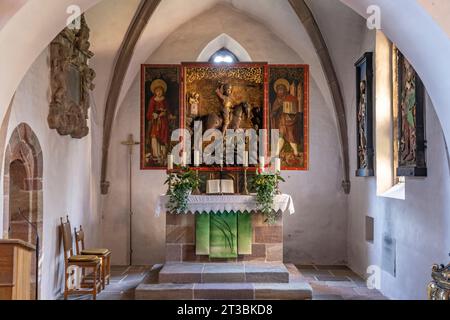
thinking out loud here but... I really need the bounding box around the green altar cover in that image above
[196,212,253,258]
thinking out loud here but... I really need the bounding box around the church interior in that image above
[0,0,449,302]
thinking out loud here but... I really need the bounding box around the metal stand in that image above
[242,168,250,195]
[121,134,140,266]
[166,170,173,195]
[276,172,282,195]
[192,170,201,195]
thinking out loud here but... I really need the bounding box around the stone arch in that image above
[3,123,43,299]
[196,33,253,62]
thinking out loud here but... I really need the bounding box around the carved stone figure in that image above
[49,15,95,139]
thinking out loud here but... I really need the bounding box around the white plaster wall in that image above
[346,29,450,300]
[103,4,347,266]
[0,50,102,299]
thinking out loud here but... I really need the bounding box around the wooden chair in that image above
[60,217,102,300]
[74,225,111,289]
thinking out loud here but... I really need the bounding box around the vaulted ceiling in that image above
[84,0,366,194]
[2,0,449,196]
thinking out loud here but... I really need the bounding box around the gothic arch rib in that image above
[289,0,351,193]
[100,0,161,194]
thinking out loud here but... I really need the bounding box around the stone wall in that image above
[166,212,283,263]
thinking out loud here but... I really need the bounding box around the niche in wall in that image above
[3,123,43,299]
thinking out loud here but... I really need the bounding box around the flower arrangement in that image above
[165,167,200,214]
[251,170,284,224]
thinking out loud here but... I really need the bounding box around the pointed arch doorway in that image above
[3,123,43,300]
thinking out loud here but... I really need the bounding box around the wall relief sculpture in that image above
[49,14,95,139]
[393,48,427,177]
[355,53,374,177]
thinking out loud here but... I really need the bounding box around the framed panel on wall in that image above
[355,52,374,177]
[268,65,309,171]
[140,65,181,170]
[393,48,427,177]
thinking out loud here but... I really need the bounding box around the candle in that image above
[275,157,281,173]
[167,154,174,171]
[259,156,265,171]
[243,151,249,168]
[181,151,187,167]
[194,150,200,167]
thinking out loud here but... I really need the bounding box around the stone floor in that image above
[62,264,386,300]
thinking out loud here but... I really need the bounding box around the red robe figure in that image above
[147,79,169,163]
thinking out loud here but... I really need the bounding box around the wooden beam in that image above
[100,0,161,194]
[289,0,351,194]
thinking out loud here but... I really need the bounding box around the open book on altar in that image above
[206,179,235,194]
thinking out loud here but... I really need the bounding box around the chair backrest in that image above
[74,226,86,255]
[60,216,74,261]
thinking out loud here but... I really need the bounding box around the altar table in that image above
[155,194,295,216]
[159,194,295,263]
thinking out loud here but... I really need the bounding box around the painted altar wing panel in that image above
[237,212,253,255]
[268,65,309,171]
[195,213,210,256]
[209,212,238,259]
[140,65,181,170]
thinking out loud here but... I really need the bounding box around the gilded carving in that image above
[185,67,264,84]
[428,263,450,300]
[49,15,95,139]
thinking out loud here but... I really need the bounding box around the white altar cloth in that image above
[155,194,295,217]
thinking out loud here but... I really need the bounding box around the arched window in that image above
[209,48,239,64]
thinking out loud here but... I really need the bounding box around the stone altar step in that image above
[158,262,290,284]
[135,282,312,300]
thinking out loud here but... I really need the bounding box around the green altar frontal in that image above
[166,211,283,263]
[195,212,252,259]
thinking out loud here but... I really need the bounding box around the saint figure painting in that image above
[141,65,181,169]
[269,65,309,170]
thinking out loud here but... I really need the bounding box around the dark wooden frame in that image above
[394,50,427,177]
[355,53,374,177]
[140,64,182,170]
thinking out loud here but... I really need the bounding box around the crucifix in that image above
[121,134,140,266]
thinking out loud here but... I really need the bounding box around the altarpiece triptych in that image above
[140,63,309,172]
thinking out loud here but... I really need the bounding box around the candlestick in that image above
[243,167,249,195]
[167,154,174,171]
[275,157,281,195]
[166,171,173,195]
[192,170,201,195]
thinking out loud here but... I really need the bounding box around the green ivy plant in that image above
[165,167,200,214]
[251,171,285,224]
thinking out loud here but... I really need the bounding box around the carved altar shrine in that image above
[157,194,294,263]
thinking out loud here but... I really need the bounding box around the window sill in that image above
[378,182,405,200]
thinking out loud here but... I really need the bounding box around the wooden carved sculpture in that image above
[49,15,95,139]
[355,53,374,177]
